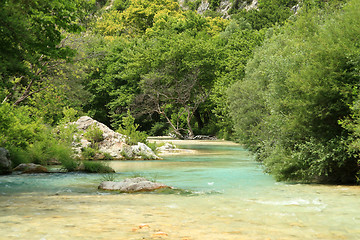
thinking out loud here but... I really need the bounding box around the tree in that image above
[129,33,219,139]
[228,0,360,183]
[233,0,297,30]
[95,0,181,38]
[0,0,93,106]
[210,18,265,138]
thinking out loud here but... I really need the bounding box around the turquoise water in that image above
[0,144,272,196]
[0,141,359,240]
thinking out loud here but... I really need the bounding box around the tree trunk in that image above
[159,111,184,139]
[186,109,194,139]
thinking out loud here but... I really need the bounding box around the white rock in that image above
[98,177,170,192]
[71,116,160,160]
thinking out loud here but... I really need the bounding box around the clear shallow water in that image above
[0,141,359,240]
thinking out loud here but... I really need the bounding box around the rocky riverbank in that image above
[71,116,160,160]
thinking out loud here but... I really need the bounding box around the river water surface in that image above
[0,141,359,240]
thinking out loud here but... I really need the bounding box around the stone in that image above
[70,116,160,160]
[0,148,12,174]
[13,163,48,174]
[131,142,160,160]
[98,177,171,192]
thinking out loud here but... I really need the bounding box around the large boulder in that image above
[98,177,171,192]
[13,163,48,174]
[0,148,12,174]
[72,116,160,160]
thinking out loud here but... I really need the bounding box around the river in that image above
[0,140,359,239]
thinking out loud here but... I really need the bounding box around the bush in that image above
[83,161,115,173]
[117,110,148,145]
[61,158,79,172]
[84,124,104,144]
[101,173,117,181]
[0,103,44,149]
[6,146,28,168]
[81,147,97,160]
[120,150,134,160]
[0,104,78,167]
[147,142,158,153]
[103,152,113,160]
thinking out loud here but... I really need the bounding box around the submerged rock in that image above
[13,163,48,174]
[98,177,171,192]
[0,148,12,174]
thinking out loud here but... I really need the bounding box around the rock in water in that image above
[0,148,12,174]
[13,163,48,174]
[98,177,171,192]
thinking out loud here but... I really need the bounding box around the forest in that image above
[1,0,360,184]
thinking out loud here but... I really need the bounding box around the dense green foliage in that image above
[0,0,95,106]
[117,111,148,145]
[0,104,77,167]
[2,0,359,183]
[228,0,360,183]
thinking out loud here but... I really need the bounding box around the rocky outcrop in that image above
[197,1,210,15]
[183,0,258,18]
[0,148,12,174]
[71,116,160,160]
[244,0,258,11]
[13,163,48,174]
[131,143,159,160]
[98,177,171,192]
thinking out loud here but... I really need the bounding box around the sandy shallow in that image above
[148,137,241,156]
[1,140,360,240]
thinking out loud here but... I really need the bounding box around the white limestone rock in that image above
[98,177,171,192]
[71,116,160,160]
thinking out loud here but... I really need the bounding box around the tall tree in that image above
[228,0,360,183]
[0,0,92,105]
[129,33,219,138]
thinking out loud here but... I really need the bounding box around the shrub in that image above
[6,146,28,168]
[101,173,117,181]
[83,161,115,173]
[84,124,104,144]
[81,147,97,160]
[117,110,148,145]
[103,152,113,160]
[0,103,44,149]
[61,158,79,172]
[147,142,158,153]
[120,150,134,160]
